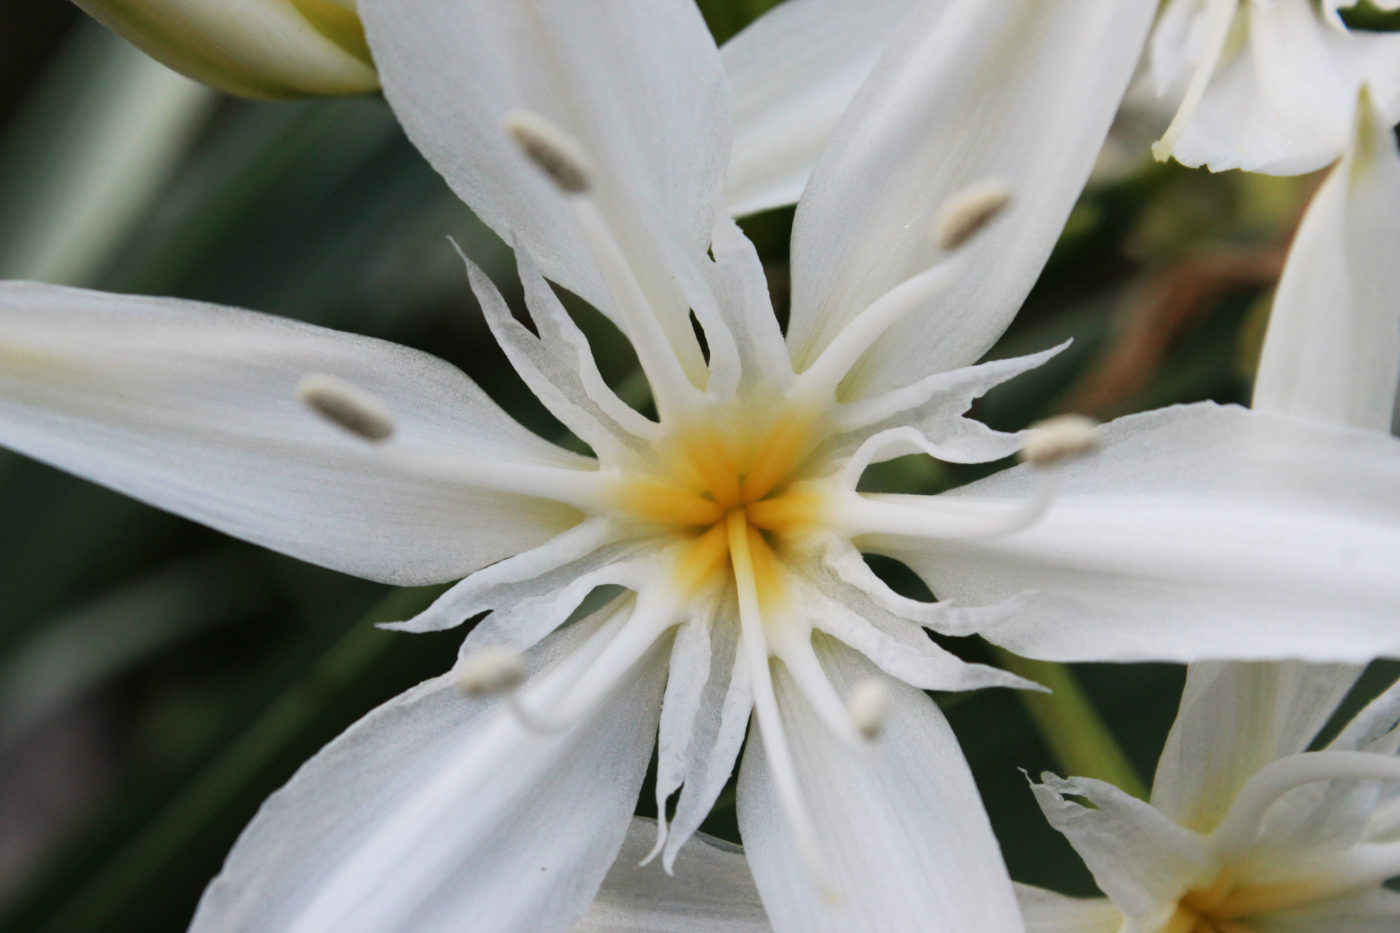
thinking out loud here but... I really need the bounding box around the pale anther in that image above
[847,678,891,741]
[504,109,593,194]
[1019,414,1099,466]
[296,373,395,442]
[456,646,525,698]
[934,178,1013,250]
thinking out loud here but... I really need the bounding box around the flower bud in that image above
[72,0,379,99]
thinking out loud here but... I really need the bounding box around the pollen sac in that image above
[1019,414,1099,466]
[934,178,1013,250]
[504,110,593,194]
[297,373,395,442]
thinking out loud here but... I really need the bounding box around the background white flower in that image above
[1149,0,1400,173]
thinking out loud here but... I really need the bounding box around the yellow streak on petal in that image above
[621,480,725,527]
[743,415,815,502]
[671,522,731,596]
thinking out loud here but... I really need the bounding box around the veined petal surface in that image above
[1013,884,1121,933]
[722,0,917,217]
[0,282,584,585]
[874,404,1400,663]
[575,818,770,933]
[737,636,1022,933]
[786,0,1156,397]
[191,609,668,933]
[359,0,728,369]
[1151,662,1362,834]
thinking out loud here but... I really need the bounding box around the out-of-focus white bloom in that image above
[1150,0,1400,173]
[1253,90,1400,430]
[1020,665,1400,933]
[71,0,380,98]
[2,1,1399,932]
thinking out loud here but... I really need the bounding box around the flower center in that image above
[1165,874,1316,933]
[615,410,827,606]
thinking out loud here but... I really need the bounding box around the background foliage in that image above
[0,3,1395,932]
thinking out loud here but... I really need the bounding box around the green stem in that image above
[993,648,1148,799]
[38,585,443,933]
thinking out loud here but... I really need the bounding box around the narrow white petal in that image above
[1031,774,1210,919]
[665,631,751,869]
[786,0,1156,397]
[190,609,668,933]
[0,282,583,585]
[721,0,916,216]
[877,404,1400,664]
[576,818,770,932]
[1152,662,1362,834]
[1253,93,1400,430]
[359,0,727,370]
[652,616,715,848]
[737,636,1022,933]
[1013,883,1122,933]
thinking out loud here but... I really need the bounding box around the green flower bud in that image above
[72,0,378,99]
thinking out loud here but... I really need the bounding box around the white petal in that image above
[876,403,1400,663]
[575,818,770,933]
[1030,774,1210,920]
[1254,887,1400,933]
[191,607,668,933]
[785,0,1156,397]
[359,0,727,366]
[1253,93,1400,430]
[1013,883,1122,933]
[1151,662,1362,834]
[737,636,1022,933]
[1169,0,1400,174]
[721,0,915,216]
[665,626,752,869]
[0,282,582,585]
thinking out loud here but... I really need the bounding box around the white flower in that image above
[1018,81,1400,933]
[1150,0,1400,173]
[1252,89,1400,430]
[2,1,1399,932]
[1021,664,1400,933]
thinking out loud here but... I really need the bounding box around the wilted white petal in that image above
[359,0,726,372]
[722,0,916,216]
[1013,883,1122,933]
[738,636,1021,933]
[191,607,669,933]
[575,818,770,932]
[786,0,1156,397]
[0,282,584,585]
[1253,92,1400,430]
[1152,662,1362,834]
[877,404,1400,663]
[1031,774,1211,920]
[1168,0,1400,173]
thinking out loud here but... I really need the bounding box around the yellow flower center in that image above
[615,410,828,609]
[1164,873,1319,933]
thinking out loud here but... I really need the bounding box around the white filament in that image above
[1212,750,1400,860]
[376,448,612,513]
[569,198,707,420]
[791,258,964,405]
[829,476,1058,542]
[727,511,837,898]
